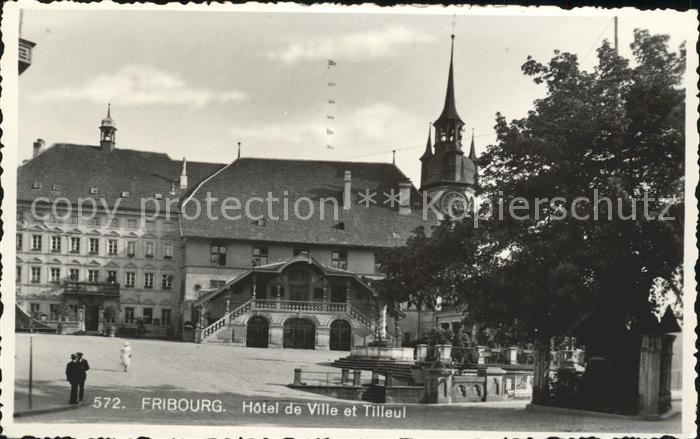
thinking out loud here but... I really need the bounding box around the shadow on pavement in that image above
[314,361,336,367]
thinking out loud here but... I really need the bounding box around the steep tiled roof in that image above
[180,157,435,247]
[17,143,224,212]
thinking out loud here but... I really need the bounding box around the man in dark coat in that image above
[65,353,81,404]
[76,352,90,402]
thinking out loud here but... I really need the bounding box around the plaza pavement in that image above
[11,334,681,434]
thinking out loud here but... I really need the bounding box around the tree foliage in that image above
[377,30,685,346]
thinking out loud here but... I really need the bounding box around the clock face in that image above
[441,191,468,218]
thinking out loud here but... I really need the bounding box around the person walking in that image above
[76,352,90,402]
[119,341,132,372]
[65,353,81,404]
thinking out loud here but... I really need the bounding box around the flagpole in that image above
[29,321,34,410]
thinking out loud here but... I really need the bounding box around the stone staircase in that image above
[200,299,253,342]
[330,356,415,385]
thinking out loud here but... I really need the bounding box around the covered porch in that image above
[192,255,387,350]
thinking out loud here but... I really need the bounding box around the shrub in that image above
[103,305,117,324]
[549,367,584,404]
[402,339,420,348]
[452,328,473,347]
[422,327,454,346]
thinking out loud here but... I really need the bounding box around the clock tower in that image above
[419,34,477,213]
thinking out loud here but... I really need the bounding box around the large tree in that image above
[378,29,685,405]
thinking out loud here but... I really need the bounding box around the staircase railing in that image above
[200,299,253,341]
[347,303,377,333]
[347,304,395,344]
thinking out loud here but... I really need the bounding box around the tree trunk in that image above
[532,339,551,405]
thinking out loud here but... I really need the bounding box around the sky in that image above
[17,6,692,184]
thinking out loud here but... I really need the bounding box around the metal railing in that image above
[63,281,120,297]
[448,346,535,366]
[293,368,368,387]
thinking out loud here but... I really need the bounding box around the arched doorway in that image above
[246,316,269,348]
[330,319,352,351]
[283,318,315,349]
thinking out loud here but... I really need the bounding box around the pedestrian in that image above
[65,353,81,404]
[76,352,90,402]
[120,341,132,372]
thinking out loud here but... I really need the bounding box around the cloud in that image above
[269,26,434,63]
[32,64,247,108]
[230,103,419,158]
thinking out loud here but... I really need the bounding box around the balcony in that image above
[250,299,354,314]
[63,281,120,298]
[19,38,36,75]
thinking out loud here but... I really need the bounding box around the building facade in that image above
[177,157,429,347]
[15,34,477,347]
[181,34,478,349]
[15,110,222,337]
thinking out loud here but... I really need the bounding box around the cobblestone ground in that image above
[10,334,682,434]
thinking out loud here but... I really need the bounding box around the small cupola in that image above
[99,103,117,152]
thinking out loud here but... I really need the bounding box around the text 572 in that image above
[92,396,124,409]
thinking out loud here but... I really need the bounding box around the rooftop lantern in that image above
[99,104,117,152]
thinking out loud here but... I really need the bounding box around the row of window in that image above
[17,234,174,259]
[17,266,174,289]
[123,306,171,326]
[28,302,172,326]
[18,211,175,232]
[209,243,348,270]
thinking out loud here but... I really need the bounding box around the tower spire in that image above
[469,128,476,160]
[420,123,433,161]
[436,34,463,124]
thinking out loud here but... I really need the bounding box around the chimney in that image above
[180,157,188,190]
[33,138,45,158]
[343,170,352,210]
[398,178,411,215]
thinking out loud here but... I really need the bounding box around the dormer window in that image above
[392,232,401,239]
[51,184,62,191]
[90,187,99,195]
[32,182,42,189]
[121,191,130,198]
[155,193,163,200]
